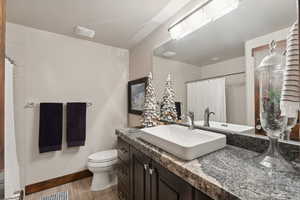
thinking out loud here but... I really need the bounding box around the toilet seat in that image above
[88,149,118,163]
[87,158,118,168]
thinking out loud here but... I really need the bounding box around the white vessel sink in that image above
[194,121,255,134]
[140,125,226,160]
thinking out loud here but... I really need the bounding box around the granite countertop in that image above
[116,128,300,200]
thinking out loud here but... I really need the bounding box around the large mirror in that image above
[153,0,299,141]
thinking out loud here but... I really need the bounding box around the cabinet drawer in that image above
[117,138,130,162]
[117,161,130,186]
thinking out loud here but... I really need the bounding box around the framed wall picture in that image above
[128,77,148,115]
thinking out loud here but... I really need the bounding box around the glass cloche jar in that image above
[255,41,295,173]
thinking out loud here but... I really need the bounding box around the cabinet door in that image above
[151,161,193,200]
[117,138,131,200]
[130,147,151,200]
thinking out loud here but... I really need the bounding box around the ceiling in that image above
[7,0,181,49]
[154,0,297,67]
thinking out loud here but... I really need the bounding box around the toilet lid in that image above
[88,149,117,163]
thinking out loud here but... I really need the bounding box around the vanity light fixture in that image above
[211,57,220,61]
[74,26,96,38]
[163,51,177,57]
[168,0,240,40]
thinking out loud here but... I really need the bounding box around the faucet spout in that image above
[186,111,195,130]
[203,107,215,127]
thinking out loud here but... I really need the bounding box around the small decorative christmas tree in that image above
[141,72,159,127]
[160,73,177,121]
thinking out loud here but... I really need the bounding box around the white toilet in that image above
[87,149,118,191]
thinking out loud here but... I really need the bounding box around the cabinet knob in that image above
[144,164,149,170]
[149,168,153,175]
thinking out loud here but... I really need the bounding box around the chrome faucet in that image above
[186,111,195,130]
[203,108,215,127]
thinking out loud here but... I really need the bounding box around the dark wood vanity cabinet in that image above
[131,147,151,200]
[117,138,212,200]
[150,161,194,200]
[130,147,193,200]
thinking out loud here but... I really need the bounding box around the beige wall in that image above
[6,23,129,186]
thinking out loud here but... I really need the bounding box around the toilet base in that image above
[90,171,117,191]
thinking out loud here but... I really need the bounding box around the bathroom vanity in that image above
[117,131,212,200]
[116,127,300,200]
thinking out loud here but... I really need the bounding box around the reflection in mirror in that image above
[152,0,299,141]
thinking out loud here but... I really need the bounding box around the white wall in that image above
[6,23,129,186]
[153,56,202,114]
[129,0,208,126]
[129,0,208,80]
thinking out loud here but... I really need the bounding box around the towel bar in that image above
[24,102,93,108]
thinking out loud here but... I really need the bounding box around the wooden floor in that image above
[25,177,118,200]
